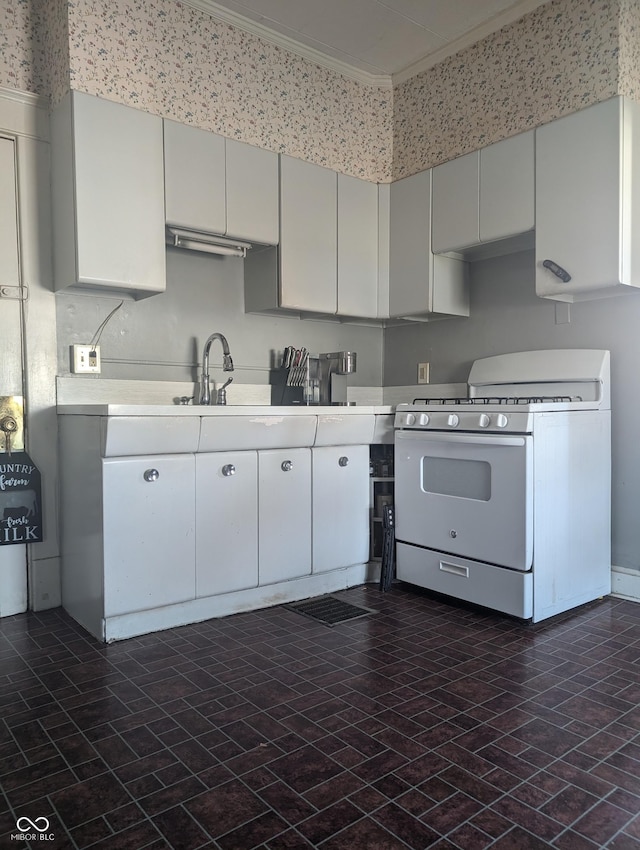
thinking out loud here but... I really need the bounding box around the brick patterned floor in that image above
[2,585,640,848]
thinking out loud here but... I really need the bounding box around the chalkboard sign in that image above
[0,452,43,545]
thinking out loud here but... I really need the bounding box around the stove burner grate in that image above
[410,395,578,406]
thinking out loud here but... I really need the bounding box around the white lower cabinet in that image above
[196,452,259,597]
[258,448,312,584]
[312,445,370,573]
[103,455,196,617]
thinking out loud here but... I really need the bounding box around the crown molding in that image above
[0,86,50,140]
[391,0,551,86]
[0,86,49,109]
[180,0,393,88]
[181,0,549,90]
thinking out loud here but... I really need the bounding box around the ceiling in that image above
[183,0,550,87]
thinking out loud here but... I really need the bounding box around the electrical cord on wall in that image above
[90,300,124,347]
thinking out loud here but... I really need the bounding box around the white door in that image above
[258,448,311,584]
[337,173,378,318]
[312,445,370,573]
[395,430,533,570]
[0,135,27,616]
[535,97,622,299]
[196,451,258,596]
[279,154,337,313]
[103,455,196,616]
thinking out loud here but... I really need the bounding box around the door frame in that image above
[0,85,61,614]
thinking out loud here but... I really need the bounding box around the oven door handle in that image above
[396,431,527,448]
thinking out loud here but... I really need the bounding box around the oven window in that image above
[421,457,491,500]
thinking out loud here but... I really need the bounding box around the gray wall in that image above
[385,249,640,572]
[56,247,384,387]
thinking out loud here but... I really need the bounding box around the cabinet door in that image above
[258,448,311,584]
[196,452,258,597]
[103,455,195,616]
[312,445,370,573]
[337,173,378,318]
[226,138,279,244]
[389,171,469,320]
[164,119,226,234]
[480,130,534,243]
[535,97,623,300]
[280,155,337,313]
[432,151,479,253]
[53,91,166,297]
[389,170,432,317]
[377,183,390,319]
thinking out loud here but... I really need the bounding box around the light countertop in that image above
[57,404,395,416]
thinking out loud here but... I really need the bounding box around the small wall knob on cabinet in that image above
[281,460,293,472]
[143,468,159,482]
[222,464,236,477]
[338,456,349,467]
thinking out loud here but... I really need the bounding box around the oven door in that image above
[395,429,533,571]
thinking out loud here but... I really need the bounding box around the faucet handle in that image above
[216,377,233,405]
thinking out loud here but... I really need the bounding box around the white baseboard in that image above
[611,565,640,602]
[102,563,377,642]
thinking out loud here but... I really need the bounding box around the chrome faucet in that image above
[199,333,234,405]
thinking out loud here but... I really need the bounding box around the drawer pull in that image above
[439,561,469,578]
[222,464,236,477]
[338,456,349,467]
[281,460,293,472]
[143,468,159,482]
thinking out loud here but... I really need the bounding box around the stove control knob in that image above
[418,413,430,426]
[478,413,491,429]
[405,413,416,426]
[447,413,460,428]
[496,413,509,429]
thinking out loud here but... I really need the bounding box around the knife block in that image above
[269,368,304,405]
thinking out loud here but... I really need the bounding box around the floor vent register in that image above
[285,595,376,626]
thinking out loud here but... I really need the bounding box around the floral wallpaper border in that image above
[0,0,635,183]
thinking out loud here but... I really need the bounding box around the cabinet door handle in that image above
[542,259,572,283]
[222,464,236,477]
[338,456,349,467]
[143,468,159,482]
[281,460,293,472]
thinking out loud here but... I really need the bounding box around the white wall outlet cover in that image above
[417,362,430,384]
[71,344,101,373]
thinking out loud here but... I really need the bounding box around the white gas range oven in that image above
[393,349,611,623]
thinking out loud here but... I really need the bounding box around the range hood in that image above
[166,226,252,258]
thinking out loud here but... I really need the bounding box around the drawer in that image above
[102,416,200,456]
[199,414,317,451]
[396,542,533,619]
[314,413,375,446]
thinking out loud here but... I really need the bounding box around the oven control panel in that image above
[394,409,533,433]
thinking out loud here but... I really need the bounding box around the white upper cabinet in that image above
[432,151,479,254]
[389,170,469,320]
[279,154,338,313]
[536,97,640,301]
[226,138,279,244]
[245,160,382,320]
[164,120,226,234]
[431,131,534,255]
[163,120,279,245]
[245,154,338,315]
[51,91,166,299]
[480,131,534,242]
[337,173,379,318]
